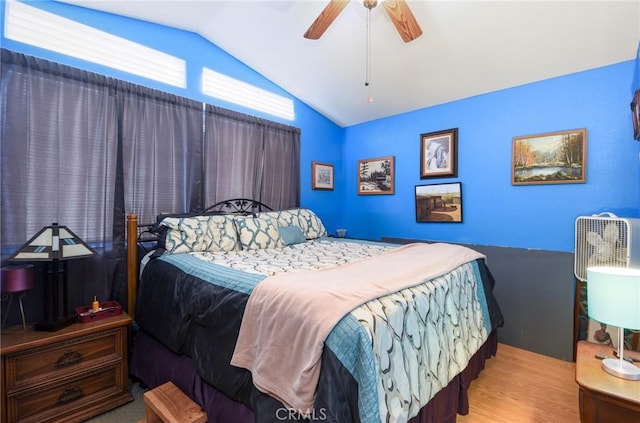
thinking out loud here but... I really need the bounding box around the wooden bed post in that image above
[127,214,138,320]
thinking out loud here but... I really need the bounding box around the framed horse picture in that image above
[420,128,458,179]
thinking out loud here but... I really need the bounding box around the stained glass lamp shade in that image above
[9,223,96,331]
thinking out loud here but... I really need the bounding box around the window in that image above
[4,0,186,88]
[202,67,294,121]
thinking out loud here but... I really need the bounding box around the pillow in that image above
[257,208,327,240]
[278,225,306,246]
[160,214,239,254]
[234,217,284,250]
[256,209,301,228]
[297,208,327,239]
[152,211,225,249]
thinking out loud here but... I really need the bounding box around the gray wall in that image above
[471,245,575,362]
[382,238,576,361]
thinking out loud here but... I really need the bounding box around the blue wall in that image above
[342,62,640,252]
[2,1,639,253]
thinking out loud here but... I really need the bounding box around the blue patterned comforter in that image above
[135,238,503,423]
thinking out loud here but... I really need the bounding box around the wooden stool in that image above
[140,381,207,423]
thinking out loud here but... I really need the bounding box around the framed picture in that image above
[512,128,587,185]
[415,182,463,223]
[311,161,334,190]
[631,89,640,140]
[420,128,458,178]
[358,156,394,195]
[587,319,619,348]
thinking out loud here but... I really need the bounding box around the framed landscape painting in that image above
[312,161,334,190]
[358,156,394,195]
[415,182,463,223]
[512,128,586,185]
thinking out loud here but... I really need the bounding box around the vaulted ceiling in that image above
[58,1,640,127]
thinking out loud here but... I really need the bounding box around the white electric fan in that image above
[574,213,640,282]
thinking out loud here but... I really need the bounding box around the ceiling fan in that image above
[304,0,423,43]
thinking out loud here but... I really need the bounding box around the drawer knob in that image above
[57,386,84,405]
[55,350,83,368]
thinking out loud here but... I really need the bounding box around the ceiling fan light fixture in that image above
[304,0,422,43]
[363,0,379,10]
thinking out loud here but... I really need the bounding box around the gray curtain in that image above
[0,49,300,325]
[204,105,300,210]
[120,86,203,226]
[261,125,300,210]
[1,49,120,320]
[203,106,264,204]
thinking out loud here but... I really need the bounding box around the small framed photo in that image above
[358,156,394,195]
[415,182,463,223]
[420,128,458,178]
[512,128,586,185]
[312,161,334,190]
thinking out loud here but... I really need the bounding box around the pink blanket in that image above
[230,242,485,412]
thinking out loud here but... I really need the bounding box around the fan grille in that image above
[575,216,630,281]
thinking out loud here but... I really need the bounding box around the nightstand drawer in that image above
[2,314,132,423]
[4,328,124,392]
[5,363,130,423]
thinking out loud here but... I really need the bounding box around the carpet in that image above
[84,381,147,423]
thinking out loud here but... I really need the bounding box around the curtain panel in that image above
[1,49,300,325]
[120,83,204,226]
[0,49,121,316]
[203,105,300,210]
[261,125,300,210]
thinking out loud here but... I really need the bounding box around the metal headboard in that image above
[197,198,273,214]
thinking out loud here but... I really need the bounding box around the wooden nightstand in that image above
[575,341,640,423]
[1,313,133,423]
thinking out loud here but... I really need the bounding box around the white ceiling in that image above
[57,1,640,127]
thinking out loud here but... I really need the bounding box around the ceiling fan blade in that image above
[304,0,351,40]
[383,0,423,43]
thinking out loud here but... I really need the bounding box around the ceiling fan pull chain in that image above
[366,7,374,103]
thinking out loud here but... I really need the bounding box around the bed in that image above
[126,199,504,423]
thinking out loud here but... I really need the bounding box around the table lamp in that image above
[1,264,34,330]
[8,223,96,331]
[587,266,640,381]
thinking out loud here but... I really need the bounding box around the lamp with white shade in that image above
[586,266,640,381]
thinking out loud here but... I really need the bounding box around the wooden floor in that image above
[457,343,580,423]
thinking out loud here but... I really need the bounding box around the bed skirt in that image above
[131,329,498,423]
